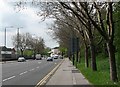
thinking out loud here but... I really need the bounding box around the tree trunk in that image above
[118,50,120,81]
[20,49,23,56]
[85,46,89,68]
[106,3,118,82]
[76,51,79,62]
[104,43,108,57]
[107,42,118,81]
[34,50,36,59]
[78,51,81,63]
[72,54,75,65]
[90,41,97,71]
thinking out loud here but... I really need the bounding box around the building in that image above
[0,47,2,60]
[0,46,17,61]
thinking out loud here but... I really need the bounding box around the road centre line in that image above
[38,62,41,64]
[3,76,16,82]
[19,71,28,75]
[36,67,39,68]
[29,68,35,71]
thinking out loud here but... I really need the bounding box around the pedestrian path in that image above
[46,58,90,85]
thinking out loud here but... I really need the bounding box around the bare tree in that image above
[12,32,45,57]
[12,33,30,56]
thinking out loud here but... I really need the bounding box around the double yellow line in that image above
[35,59,64,87]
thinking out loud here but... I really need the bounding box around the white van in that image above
[35,54,42,60]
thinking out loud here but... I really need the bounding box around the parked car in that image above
[47,57,53,61]
[18,57,26,62]
[35,54,42,60]
[36,57,42,60]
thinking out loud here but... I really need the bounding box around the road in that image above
[2,58,62,86]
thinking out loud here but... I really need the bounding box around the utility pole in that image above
[16,27,23,58]
[72,37,75,66]
[5,28,6,47]
[75,37,79,68]
[4,26,13,47]
[3,26,13,61]
[17,28,19,58]
[4,28,7,61]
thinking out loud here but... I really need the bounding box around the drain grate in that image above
[72,70,79,73]
[68,65,72,67]
[63,69,71,71]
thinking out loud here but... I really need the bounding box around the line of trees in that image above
[15,1,120,82]
[12,32,45,57]
[36,1,119,82]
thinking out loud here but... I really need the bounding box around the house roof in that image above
[52,47,59,49]
[0,46,16,52]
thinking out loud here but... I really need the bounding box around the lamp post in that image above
[69,28,80,67]
[3,26,14,60]
[16,27,23,57]
[4,26,14,47]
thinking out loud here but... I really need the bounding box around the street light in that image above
[4,26,14,47]
[16,27,23,57]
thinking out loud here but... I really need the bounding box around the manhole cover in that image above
[68,65,72,67]
[72,70,79,73]
[63,69,71,71]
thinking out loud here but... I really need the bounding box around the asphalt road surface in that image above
[2,58,62,86]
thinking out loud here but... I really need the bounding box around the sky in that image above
[0,0,59,48]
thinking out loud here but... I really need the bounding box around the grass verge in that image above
[74,53,119,86]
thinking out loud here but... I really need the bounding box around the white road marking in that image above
[19,71,28,75]
[38,62,41,64]
[29,68,35,71]
[3,76,16,82]
[36,67,39,68]
[55,63,57,64]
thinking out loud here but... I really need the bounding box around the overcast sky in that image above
[0,0,59,48]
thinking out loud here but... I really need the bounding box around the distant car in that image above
[59,55,63,59]
[18,57,26,62]
[53,55,58,59]
[36,54,42,60]
[47,57,53,61]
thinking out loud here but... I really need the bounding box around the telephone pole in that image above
[5,28,6,47]
[16,27,23,57]
[17,28,19,57]
[4,26,14,47]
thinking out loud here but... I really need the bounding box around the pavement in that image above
[46,58,91,86]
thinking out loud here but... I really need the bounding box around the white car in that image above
[53,54,58,59]
[47,57,53,61]
[18,57,26,62]
[59,55,63,59]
